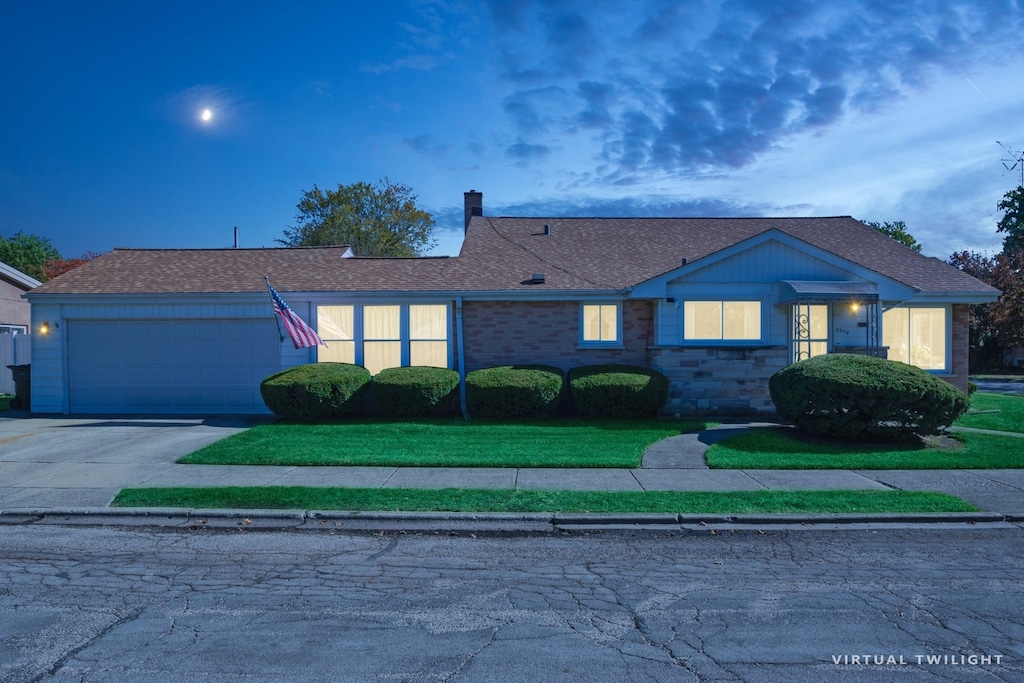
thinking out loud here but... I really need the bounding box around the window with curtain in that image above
[316,303,450,374]
[363,305,401,375]
[317,305,354,363]
[409,304,449,367]
[883,307,947,371]
[683,301,761,341]
[582,303,619,343]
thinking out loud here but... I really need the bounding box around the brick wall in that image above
[946,303,970,394]
[460,299,652,371]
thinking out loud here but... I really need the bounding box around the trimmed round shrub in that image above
[568,365,670,418]
[371,366,460,417]
[768,353,970,441]
[465,365,563,418]
[260,363,371,419]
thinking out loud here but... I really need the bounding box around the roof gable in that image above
[630,229,918,300]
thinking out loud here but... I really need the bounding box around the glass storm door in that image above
[792,304,829,363]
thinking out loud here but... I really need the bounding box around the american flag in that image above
[265,278,326,349]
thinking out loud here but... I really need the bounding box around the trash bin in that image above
[7,364,30,411]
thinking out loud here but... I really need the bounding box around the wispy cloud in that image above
[161,84,251,131]
[361,0,476,74]
[404,134,452,156]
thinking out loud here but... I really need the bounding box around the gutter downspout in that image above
[456,296,470,420]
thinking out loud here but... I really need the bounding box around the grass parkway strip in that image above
[111,487,978,514]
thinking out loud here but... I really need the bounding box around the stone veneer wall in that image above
[650,346,790,417]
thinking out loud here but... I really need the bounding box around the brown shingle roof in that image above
[29,216,998,297]
[456,215,998,295]
[29,247,458,295]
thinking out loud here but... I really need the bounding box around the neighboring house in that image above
[1,260,38,393]
[25,192,1000,415]
[1,259,39,335]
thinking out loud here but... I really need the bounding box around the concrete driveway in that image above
[0,414,269,509]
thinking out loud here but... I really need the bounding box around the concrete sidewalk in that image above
[2,416,1024,523]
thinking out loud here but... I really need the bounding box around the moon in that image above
[200,108,213,122]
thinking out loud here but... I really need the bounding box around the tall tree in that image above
[949,250,1002,369]
[862,220,923,252]
[949,247,1024,369]
[997,185,1024,255]
[41,251,103,280]
[279,178,436,257]
[0,232,62,281]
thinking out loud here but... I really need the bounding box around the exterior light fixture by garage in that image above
[39,322,50,335]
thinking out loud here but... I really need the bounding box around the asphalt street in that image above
[1,525,1022,682]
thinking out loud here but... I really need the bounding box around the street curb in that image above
[1,508,1020,530]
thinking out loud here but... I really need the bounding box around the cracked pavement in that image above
[1,526,1022,682]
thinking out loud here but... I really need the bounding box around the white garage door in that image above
[67,320,281,414]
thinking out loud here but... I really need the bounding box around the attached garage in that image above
[67,319,280,414]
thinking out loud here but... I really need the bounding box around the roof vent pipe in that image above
[681,257,688,266]
[543,223,550,236]
[532,273,546,284]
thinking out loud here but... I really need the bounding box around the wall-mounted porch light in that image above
[39,322,50,335]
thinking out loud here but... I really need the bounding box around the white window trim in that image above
[316,302,453,370]
[578,302,624,348]
[883,304,951,374]
[679,300,765,345]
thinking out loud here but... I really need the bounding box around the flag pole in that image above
[265,275,285,343]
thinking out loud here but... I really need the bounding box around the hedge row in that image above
[260,363,670,420]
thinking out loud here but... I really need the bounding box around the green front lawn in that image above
[180,418,712,468]
[706,428,1023,470]
[111,486,978,514]
[954,392,1024,433]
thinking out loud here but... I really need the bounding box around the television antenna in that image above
[998,141,1024,187]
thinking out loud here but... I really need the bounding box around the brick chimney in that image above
[464,190,483,232]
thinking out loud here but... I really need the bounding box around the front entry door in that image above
[792,304,829,363]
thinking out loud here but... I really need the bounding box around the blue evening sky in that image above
[2,0,1023,262]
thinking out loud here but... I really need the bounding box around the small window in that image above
[582,304,619,344]
[683,301,761,341]
[883,307,947,371]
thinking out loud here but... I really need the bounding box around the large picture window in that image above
[316,303,450,374]
[883,307,947,371]
[683,301,761,341]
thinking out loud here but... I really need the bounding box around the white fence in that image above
[0,334,32,395]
